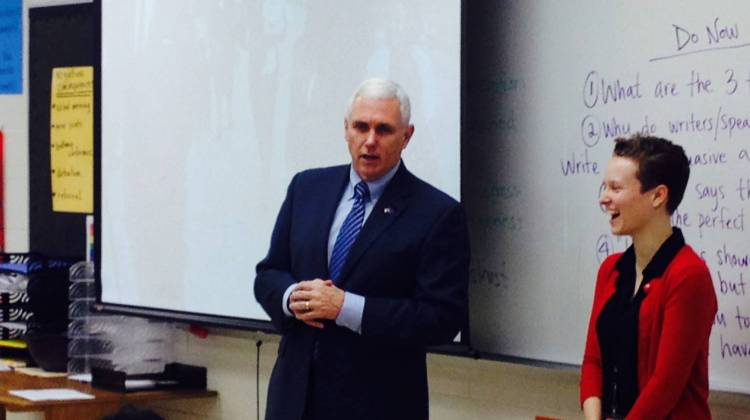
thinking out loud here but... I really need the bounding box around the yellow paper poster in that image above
[50,66,93,213]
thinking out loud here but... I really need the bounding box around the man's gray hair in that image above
[346,78,411,125]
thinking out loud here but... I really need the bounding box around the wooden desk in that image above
[0,371,217,420]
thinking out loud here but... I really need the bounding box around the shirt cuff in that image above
[335,291,365,334]
[282,283,297,317]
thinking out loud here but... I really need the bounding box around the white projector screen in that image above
[97,0,461,326]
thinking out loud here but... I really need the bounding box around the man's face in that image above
[345,96,414,182]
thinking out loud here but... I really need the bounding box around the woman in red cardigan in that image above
[580,135,717,420]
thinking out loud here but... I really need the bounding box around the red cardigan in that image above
[580,245,717,419]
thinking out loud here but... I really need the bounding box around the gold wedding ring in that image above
[305,301,310,311]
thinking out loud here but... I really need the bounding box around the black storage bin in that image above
[1,253,78,371]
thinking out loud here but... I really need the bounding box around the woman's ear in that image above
[651,184,669,210]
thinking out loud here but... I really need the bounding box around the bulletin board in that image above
[28,3,93,258]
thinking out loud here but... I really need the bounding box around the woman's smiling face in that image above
[600,156,659,237]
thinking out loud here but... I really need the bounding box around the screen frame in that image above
[93,0,467,339]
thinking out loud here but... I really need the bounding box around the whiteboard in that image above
[97,1,460,325]
[464,1,750,393]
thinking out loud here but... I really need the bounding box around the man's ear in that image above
[403,125,415,149]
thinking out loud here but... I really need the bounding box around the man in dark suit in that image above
[254,78,469,420]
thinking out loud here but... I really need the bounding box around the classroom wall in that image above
[112,329,750,420]
[1,0,89,253]
[3,1,750,419]
[6,327,750,420]
[143,330,588,420]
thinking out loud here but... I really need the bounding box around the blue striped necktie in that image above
[329,181,370,282]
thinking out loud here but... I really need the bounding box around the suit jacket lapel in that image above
[312,166,350,275]
[336,164,414,285]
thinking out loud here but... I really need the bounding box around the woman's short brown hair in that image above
[613,134,690,214]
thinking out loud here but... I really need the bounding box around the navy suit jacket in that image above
[254,163,469,420]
